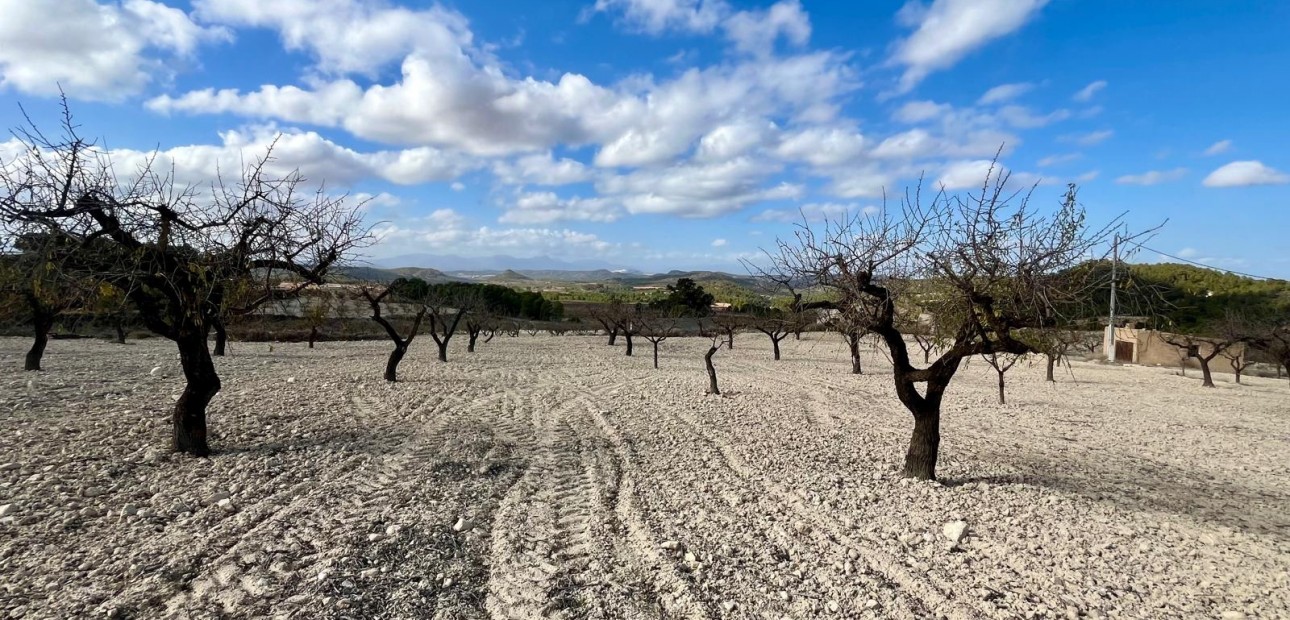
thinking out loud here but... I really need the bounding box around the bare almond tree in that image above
[426,289,467,362]
[362,287,426,382]
[751,309,795,361]
[711,312,745,349]
[704,332,722,395]
[981,351,1024,404]
[763,176,1132,480]
[639,311,679,369]
[1,103,370,455]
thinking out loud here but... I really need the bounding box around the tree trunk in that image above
[212,318,228,357]
[468,332,478,353]
[772,338,781,361]
[385,344,407,382]
[25,314,53,371]
[308,326,318,349]
[653,342,660,369]
[1233,368,1241,384]
[997,371,1006,405]
[625,333,633,356]
[437,341,449,363]
[115,321,127,344]
[607,328,618,346]
[174,333,220,456]
[726,331,734,350]
[705,346,720,395]
[848,334,862,374]
[1199,357,1214,387]
[1046,354,1056,382]
[902,408,941,480]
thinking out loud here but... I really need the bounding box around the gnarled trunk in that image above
[848,333,862,374]
[468,331,479,353]
[114,319,127,345]
[726,331,734,350]
[1199,357,1215,387]
[174,332,220,456]
[772,338,781,361]
[308,326,318,349]
[705,346,720,395]
[624,333,633,356]
[607,327,619,346]
[902,408,941,480]
[437,341,449,363]
[25,314,54,371]
[212,317,228,357]
[1045,354,1056,382]
[385,344,407,382]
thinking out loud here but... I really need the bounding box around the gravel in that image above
[1,334,1287,619]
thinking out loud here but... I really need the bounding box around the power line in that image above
[1136,245,1279,281]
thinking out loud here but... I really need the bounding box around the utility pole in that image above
[1106,233,1118,362]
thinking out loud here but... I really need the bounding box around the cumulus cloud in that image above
[892,100,953,124]
[750,202,877,223]
[0,0,228,100]
[1203,139,1233,156]
[1072,80,1107,102]
[493,153,593,186]
[1202,161,1290,188]
[937,159,1008,190]
[597,157,802,217]
[1115,168,1187,186]
[711,238,728,247]
[891,0,1048,92]
[978,82,1033,105]
[594,0,811,56]
[498,192,619,225]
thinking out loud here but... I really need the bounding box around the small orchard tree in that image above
[639,311,679,369]
[750,308,796,361]
[980,351,1024,404]
[301,288,335,349]
[0,106,370,455]
[1253,323,1290,387]
[703,332,722,395]
[589,299,623,345]
[0,231,91,370]
[711,312,745,349]
[612,302,642,356]
[1162,318,1250,388]
[425,286,468,362]
[362,287,426,382]
[764,177,1129,480]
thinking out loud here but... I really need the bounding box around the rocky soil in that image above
[1,334,1287,619]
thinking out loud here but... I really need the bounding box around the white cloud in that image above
[598,156,802,217]
[774,126,867,168]
[1176,247,1200,259]
[1072,80,1107,102]
[1115,168,1187,186]
[493,152,592,186]
[995,105,1070,129]
[450,182,466,191]
[372,210,615,259]
[937,159,1008,190]
[978,82,1033,105]
[694,119,777,162]
[751,202,876,223]
[499,192,618,224]
[1074,170,1100,183]
[891,0,1048,92]
[1203,139,1233,156]
[1202,161,1290,188]
[892,100,952,124]
[1038,152,1081,167]
[711,238,728,247]
[0,0,228,100]
[193,0,470,76]
[594,0,811,56]
[1060,129,1114,146]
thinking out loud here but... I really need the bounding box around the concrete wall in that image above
[1107,327,1246,374]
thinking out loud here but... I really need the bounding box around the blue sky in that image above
[2,0,1288,275]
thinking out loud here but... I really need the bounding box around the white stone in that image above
[150,366,162,376]
[721,601,736,612]
[1220,613,1246,620]
[385,525,401,536]
[660,540,681,551]
[83,487,106,498]
[943,521,968,544]
[452,517,473,532]
[121,504,138,517]
[827,600,840,613]
[0,462,17,472]
[286,377,296,384]
[217,498,234,511]
[865,600,879,609]
[0,504,14,518]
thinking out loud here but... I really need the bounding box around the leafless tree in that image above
[981,351,1024,404]
[301,288,335,349]
[1026,327,1091,382]
[761,175,1133,480]
[711,312,746,349]
[362,287,425,382]
[704,333,722,395]
[589,301,621,345]
[611,302,642,356]
[0,230,90,370]
[1162,318,1251,388]
[465,309,495,353]
[1,102,370,455]
[1254,324,1290,387]
[639,311,679,369]
[426,290,467,362]
[751,309,796,361]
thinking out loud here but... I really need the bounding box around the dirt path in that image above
[1,335,1287,619]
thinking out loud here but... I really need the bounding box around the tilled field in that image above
[1,334,1287,619]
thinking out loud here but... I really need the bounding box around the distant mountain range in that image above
[369,253,639,273]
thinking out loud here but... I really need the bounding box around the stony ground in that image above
[1,333,1287,620]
